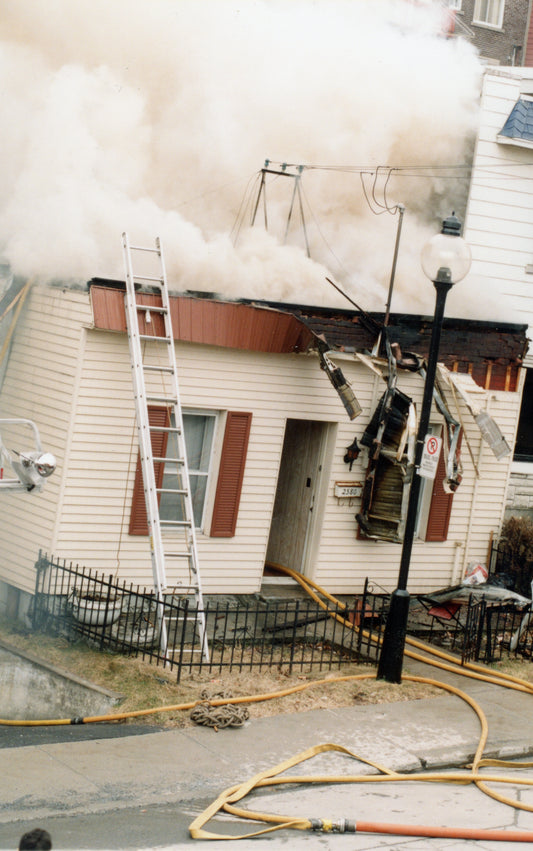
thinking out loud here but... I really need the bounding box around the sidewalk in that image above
[2,657,533,832]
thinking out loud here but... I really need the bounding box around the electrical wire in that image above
[259,158,533,180]
[229,170,263,245]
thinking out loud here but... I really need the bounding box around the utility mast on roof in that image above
[251,161,311,257]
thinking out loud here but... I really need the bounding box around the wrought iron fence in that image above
[33,551,532,675]
[415,592,533,664]
[32,553,389,680]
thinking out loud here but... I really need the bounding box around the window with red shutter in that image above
[210,411,252,538]
[129,406,170,536]
[129,408,249,538]
[424,431,457,542]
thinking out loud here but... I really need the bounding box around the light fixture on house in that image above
[0,419,56,492]
[10,451,56,490]
[377,213,472,684]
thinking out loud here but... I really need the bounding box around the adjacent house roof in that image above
[498,97,533,147]
[88,279,527,392]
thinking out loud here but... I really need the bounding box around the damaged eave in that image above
[89,282,527,396]
[89,280,316,355]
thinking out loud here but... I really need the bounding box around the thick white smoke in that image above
[0,0,483,314]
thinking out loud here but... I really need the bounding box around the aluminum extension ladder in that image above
[122,232,209,662]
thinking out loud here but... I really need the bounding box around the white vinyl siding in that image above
[463,68,533,365]
[0,285,92,593]
[0,283,522,597]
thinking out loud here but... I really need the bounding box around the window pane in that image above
[160,413,215,528]
[183,415,214,472]
[474,0,504,25]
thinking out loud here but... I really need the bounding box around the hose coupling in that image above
[309,818,356,833]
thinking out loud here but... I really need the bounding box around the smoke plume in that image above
[0,0,483,316]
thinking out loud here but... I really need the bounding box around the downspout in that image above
[499,365,527,531]
[523,0,533,65]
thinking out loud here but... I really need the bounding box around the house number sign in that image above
[334,481,363,498]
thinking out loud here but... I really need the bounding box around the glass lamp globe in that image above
[421,214,472,284]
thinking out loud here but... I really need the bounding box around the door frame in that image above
[266,418,335,579]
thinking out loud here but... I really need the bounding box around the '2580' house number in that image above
[334,482,363,499]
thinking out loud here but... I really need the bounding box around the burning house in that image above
[0,275,526,619]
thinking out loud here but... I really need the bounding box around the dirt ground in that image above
[0,619,442,727]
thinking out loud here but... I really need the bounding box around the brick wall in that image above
[506,470,533,519]
[452,0,529,66]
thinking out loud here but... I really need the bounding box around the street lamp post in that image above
[377,213,472,684]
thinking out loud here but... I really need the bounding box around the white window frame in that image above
[473,0,504,28]
[160,409,218,531]
[446,0,462,10]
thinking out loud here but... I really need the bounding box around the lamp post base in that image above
[377,589,410,683]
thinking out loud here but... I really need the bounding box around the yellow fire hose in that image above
[3,564,533,841]
[188,565,533,840]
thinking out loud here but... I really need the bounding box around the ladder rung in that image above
[156,488,188,495]
[143,365,174,373]
[160,519,193,527]
[129,243,160,253]
[152,456,184,464]
[139,335,172,343]
[132,274,163,283]
[146,394,177,403]
[150,426,181,434]
[136,305,167,313]
[164,553,193,559]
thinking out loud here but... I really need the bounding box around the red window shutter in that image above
[129,407,170,536]
[210,412,252,538]
[424,433,457,543]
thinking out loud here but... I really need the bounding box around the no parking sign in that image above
[419,434,442,479]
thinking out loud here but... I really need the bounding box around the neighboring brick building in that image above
[445,0,530,66]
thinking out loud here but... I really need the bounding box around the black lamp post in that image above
[377,213,472,684]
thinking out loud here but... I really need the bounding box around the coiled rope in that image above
[190,690,250,728]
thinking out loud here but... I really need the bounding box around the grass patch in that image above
[0,616,447,727]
